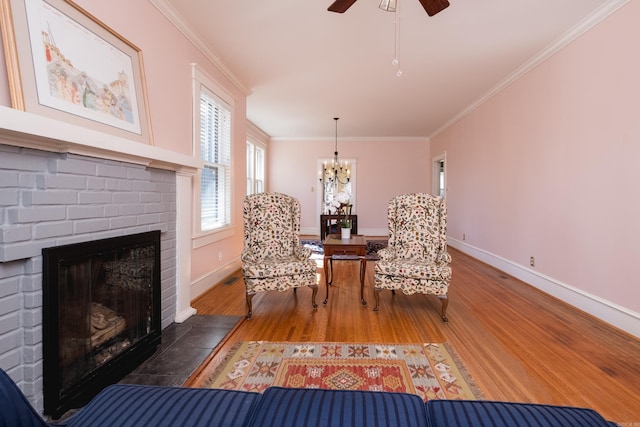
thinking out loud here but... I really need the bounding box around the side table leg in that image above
[360,256,367,306]
[323,255,331,304]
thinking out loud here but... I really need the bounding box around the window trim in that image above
[191,64,236,247]
[246,137,266,196]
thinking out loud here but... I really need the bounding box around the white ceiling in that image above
[153,0,620,139]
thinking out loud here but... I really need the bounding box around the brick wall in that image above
[0,143,177,412]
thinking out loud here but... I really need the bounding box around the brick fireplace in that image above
[0,137,183,414]
[42,230,163,417]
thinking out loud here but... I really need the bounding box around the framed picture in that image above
[0,0,153,145]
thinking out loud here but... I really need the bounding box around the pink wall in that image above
[431,1,640,314]
[0,39,9,106]
[269,138,431,234]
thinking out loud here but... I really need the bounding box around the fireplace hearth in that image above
[42,231,162,418]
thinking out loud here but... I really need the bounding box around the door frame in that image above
[432,152,446,198]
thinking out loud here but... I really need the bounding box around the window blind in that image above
[200,89,231,231]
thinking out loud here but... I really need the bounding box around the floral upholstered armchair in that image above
[374,193,452,322]
[241,192,318,319]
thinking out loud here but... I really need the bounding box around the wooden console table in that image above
[320,214,358,240]
[322,234,367,306]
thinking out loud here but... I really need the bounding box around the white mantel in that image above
[0,105,199,323]
[0,106,201,171]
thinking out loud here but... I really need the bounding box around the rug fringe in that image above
[200,341,244,388]
[442,342,485,399]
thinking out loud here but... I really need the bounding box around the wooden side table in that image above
[322,234,367,306]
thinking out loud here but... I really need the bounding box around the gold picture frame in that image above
[0,0,153,145]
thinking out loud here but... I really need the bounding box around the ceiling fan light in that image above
[378,0,396,12]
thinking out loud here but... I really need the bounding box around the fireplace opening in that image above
[42,231,162,418]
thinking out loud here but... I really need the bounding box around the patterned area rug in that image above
[302,239,388,260]
[201,341,482,402]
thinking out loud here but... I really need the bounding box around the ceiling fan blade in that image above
[328,0,358,13]
[418,0,450,16]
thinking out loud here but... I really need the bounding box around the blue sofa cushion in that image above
[0,369,51,427]
[248,386,429,427]
[426,400,617,427]
[64,384,261,427]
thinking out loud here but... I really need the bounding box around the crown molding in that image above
[270,136,429,143]
[430,0,630,139]
[149,0,252,97]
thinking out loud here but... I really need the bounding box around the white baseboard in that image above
[191,257,242,300]
[448,238,640,339]
[174,306,197,323]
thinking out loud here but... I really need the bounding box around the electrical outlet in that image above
[218,252,223,261]
[530,256,535,267]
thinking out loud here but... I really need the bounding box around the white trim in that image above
[448,237,640,339]
[191,257,242,300]
[175,306,197,323]
[273,136,429,143]
[0,106,200,171]
[432,151,446,198]
[247,121,270,143]
[174,171,197,323]
[192,226,236,249]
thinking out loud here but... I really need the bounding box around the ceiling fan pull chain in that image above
[393,0,402,77]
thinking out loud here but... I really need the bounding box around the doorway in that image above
[432,153,446,198]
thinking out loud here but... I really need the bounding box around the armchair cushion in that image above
[242,256,316,280]
[375,259,450,287]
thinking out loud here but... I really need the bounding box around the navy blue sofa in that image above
[1,369,618,427]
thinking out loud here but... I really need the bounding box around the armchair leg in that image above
[373,289,380,312]
[311,285,318,309]
[439,295,449,323]
[246,294,254,319]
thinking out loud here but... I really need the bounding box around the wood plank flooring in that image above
[187,246,640,424]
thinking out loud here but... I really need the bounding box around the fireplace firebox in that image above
[42,231,162,418]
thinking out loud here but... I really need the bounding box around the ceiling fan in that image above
[328,0,449,16]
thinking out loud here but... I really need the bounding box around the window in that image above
[198,85,232,232]
[246,140,265,195]
[191,64,236,245]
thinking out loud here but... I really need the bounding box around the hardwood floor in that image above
[187,246,640,424]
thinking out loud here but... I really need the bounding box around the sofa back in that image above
[246,386,429,427]
[425,400,618,427]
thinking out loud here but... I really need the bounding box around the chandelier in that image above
[321,117,350,186]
